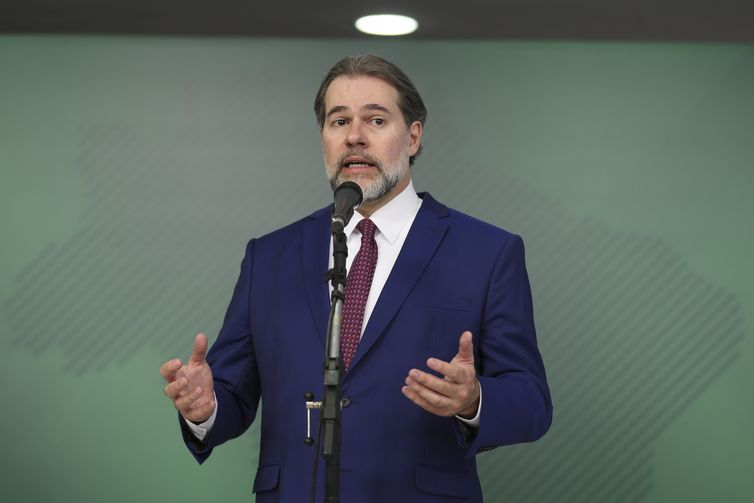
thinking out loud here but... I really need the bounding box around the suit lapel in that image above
[347,193,450,373]
[301,206,332,347]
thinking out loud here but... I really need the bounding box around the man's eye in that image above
[333,119,347,126]
[371,118,385,126]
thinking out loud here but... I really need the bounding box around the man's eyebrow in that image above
[326,105,348,118]
[325,103,393,118]
[362,103,392,114]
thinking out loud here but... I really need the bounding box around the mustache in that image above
[337,150,382,171]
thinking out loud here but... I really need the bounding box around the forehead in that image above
[324,75,400,112]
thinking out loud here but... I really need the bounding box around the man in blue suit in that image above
[160,55,552,502]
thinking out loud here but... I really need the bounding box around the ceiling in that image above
[1,0,752,43]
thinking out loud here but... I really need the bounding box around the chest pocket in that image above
[418,293,473,312]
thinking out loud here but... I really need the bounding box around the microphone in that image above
[331,181,363,228]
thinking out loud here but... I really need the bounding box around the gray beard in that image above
[330,168,399,202]
[327,151,409,203]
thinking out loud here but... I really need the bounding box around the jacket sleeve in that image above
[180,239,263,464]
[461,234,552,457]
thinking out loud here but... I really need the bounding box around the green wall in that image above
[1,36,752,502]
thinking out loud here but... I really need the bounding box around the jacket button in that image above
[340,397,352,408]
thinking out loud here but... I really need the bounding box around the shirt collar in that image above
[344,179,422,245]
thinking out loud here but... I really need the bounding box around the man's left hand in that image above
[402,331,480,418]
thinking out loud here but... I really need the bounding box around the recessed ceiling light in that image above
[355,14,419,36]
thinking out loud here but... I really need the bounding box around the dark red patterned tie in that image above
[340,218,378,370]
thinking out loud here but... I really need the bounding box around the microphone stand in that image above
[304,220,346,503]
[320,218,348,503]
[305,182,361,503]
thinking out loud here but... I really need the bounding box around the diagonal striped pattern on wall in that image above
[2,41,748,502]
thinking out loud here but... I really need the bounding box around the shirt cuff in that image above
[183,392,218,441]
[455,381,482,428]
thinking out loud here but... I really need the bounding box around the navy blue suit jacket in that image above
[181,193,552,502]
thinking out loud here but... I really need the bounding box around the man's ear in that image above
[408,121,423,157]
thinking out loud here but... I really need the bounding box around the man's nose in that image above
[346,121,368,147]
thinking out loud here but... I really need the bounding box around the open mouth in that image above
[341,155,378,169]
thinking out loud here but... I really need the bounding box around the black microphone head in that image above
[334,181,363,206]
[332,182,363,228]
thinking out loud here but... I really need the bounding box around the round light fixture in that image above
[355,14,418,36]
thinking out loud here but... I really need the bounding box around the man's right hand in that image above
[160,333,216,423]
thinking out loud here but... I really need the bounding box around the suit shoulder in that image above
[444,206,522,245]
[252,206,329,245]
[421,192,521,244]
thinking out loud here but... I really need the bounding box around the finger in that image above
[190,333,208,364]
[188,393,215,411]
[426,358,468,383]
[401,384,434,411]
[163,377,188,399]
[174,386,205,411]
[408,369,455,396]
[405,375,453,413]
[416,369,474,407]
[159,359,182,382]
[401,384,453,417]
[457,331,474,362]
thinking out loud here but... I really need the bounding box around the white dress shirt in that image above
[187,180,480,440]
[332,178,423,338]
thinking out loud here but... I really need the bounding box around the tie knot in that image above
[356,218,377,240]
